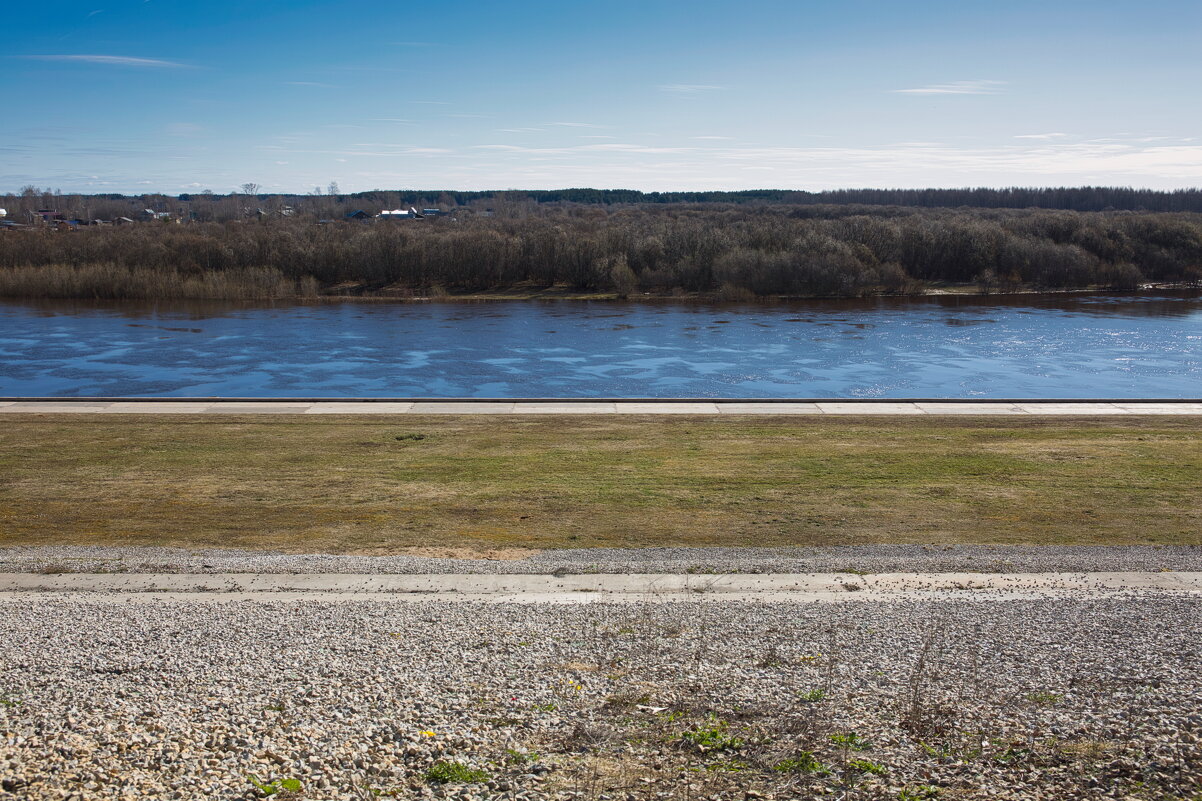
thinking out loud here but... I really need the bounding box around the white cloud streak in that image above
[456,140,1202,187]
[894,80,1005,95]
[25,129,1202,192]
[658,84,723,93]
[24,54,190,68]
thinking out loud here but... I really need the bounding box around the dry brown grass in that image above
[0,414,1198,552]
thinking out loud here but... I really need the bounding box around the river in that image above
[1,292,1199,398]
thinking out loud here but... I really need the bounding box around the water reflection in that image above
[1,291,1200,398]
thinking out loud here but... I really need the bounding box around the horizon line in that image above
[7,184,1202,197]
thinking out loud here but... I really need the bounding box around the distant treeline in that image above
[6,186,1202,221]
[1,204,1199,300]
[332,186,1202,213]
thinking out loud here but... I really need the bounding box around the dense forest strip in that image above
[1,204,1200,300]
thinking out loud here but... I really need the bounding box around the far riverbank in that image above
[3,204,1201,301]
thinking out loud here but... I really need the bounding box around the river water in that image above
[1,292,1199,398]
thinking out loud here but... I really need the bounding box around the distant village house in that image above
[378,207,425,220]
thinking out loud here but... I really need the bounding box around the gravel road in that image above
[2,595,1199,800]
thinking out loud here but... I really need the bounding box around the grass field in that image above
[0,414,1199,552]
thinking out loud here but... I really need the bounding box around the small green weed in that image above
[532,702,557,712]
[503,748,539,766]
[994,746,1031,765]
[680,718,744,752]
[425,761,489,784]
[1026,691,1063,705]
[394,433,427,442]
[830,732,872,751]
[919,740,954,759]
[773,752,830,775]
[798,688,827,702]
[848,758,887,775]
[247,774,302,796]
[898,786,940,800]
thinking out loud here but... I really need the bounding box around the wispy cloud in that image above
[691,135,734,140]
[456,139,1202,188]
[473,142,694,155]
[1015,132,1069,140]
[367,118,415,124]
[497,127,545,133]
[894,80,1005,95]
[549,121,607,128]
[166,122,203,137]
[23,54,190,68]
[262,141,459,158]
[658,83,722,93]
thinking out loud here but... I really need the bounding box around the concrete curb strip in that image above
[3,572,1198,601]
[2,399,1201,415]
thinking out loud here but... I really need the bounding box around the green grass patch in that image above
[0,415,1198,551]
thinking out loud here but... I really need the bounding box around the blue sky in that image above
[5,0,1201,193]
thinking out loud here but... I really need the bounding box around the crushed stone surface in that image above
[2,544,1199,575]
[1,595,1199,800]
